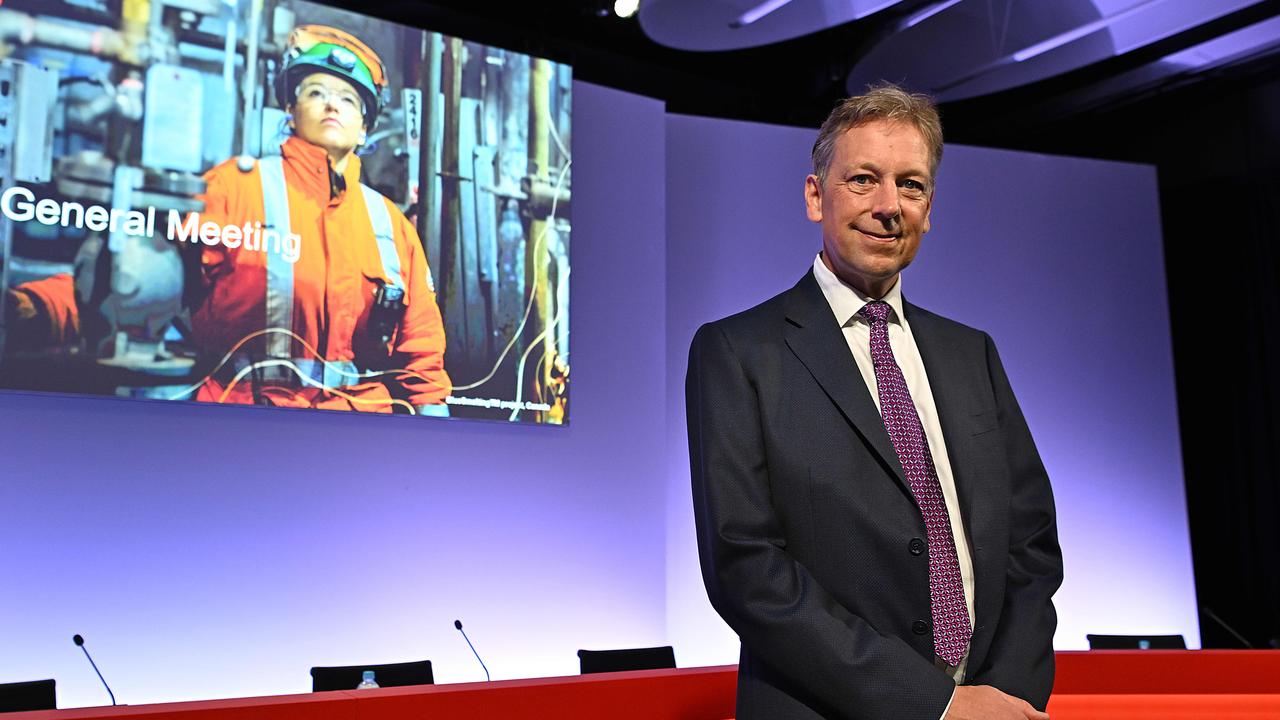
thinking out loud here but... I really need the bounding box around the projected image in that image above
[0,0,572,423]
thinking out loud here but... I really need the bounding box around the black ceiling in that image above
[349,0,1280,158]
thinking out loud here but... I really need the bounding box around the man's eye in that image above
[340,95,359,108]
[903,180,926,192]
[306,88,325,98]
[849,175,872,185]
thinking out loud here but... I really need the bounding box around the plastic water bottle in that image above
[356,670,379,689]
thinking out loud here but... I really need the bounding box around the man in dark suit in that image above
[685,84,1062,720]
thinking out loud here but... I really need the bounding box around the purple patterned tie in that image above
[858,300,971,666]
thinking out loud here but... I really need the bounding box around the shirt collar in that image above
[280,135,363,203]
[811,253,906,327]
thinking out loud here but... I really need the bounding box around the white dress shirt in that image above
[811,255,976,704]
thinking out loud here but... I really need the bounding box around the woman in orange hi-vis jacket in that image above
[184,25,451,415]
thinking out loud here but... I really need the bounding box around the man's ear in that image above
[804,174,823,223]
[922,188,934,235]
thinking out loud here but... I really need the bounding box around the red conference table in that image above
[14,651,1280,719]
[1051,650,1280,719]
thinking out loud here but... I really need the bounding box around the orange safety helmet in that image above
[276,25,389,129]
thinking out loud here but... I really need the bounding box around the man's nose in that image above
[871,183,900,221]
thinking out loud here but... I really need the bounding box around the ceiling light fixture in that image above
[858,0,908,20]
[1012,0,1166,62]
[903,0,966,29]
[614,0,640,19]
[730,0,795,28]
[935,0,1168,92]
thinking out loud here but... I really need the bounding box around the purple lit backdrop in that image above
[0,82,670,709]
[2,86,1197,710]
[662,113,1198,666]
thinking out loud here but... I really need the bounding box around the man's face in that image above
[804,120,934,298]
[288,72,366,160]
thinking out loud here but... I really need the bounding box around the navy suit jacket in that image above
[686,270,1063,720]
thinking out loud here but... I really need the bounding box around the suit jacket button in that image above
[908,538,925,555]
[912,620,929,635]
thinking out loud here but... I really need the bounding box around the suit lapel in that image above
[904,302,981,529]
[785,277,1006,671]
[782,272,909,493]
[906,300,1002,673]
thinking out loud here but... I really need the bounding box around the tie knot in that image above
[859,300,891,324]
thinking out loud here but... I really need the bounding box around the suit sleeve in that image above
[686,322,956,720]
[967,333,1063,709]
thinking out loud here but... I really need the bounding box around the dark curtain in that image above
[944,59,1280,647]
[1018,69,1280,648]
[1157,74,1280,649]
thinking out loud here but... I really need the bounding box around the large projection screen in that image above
[0,80,665,710]
[0,0,572,424]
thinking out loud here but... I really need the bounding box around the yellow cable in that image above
[216,358,416,413]
[166,326,449,402]
[453,158,571,392]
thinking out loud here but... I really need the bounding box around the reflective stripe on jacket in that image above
[190,135,450,410]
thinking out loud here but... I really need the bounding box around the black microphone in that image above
[453,619,490,681]
[72,634,117,706]
[1202,606,1255,649]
